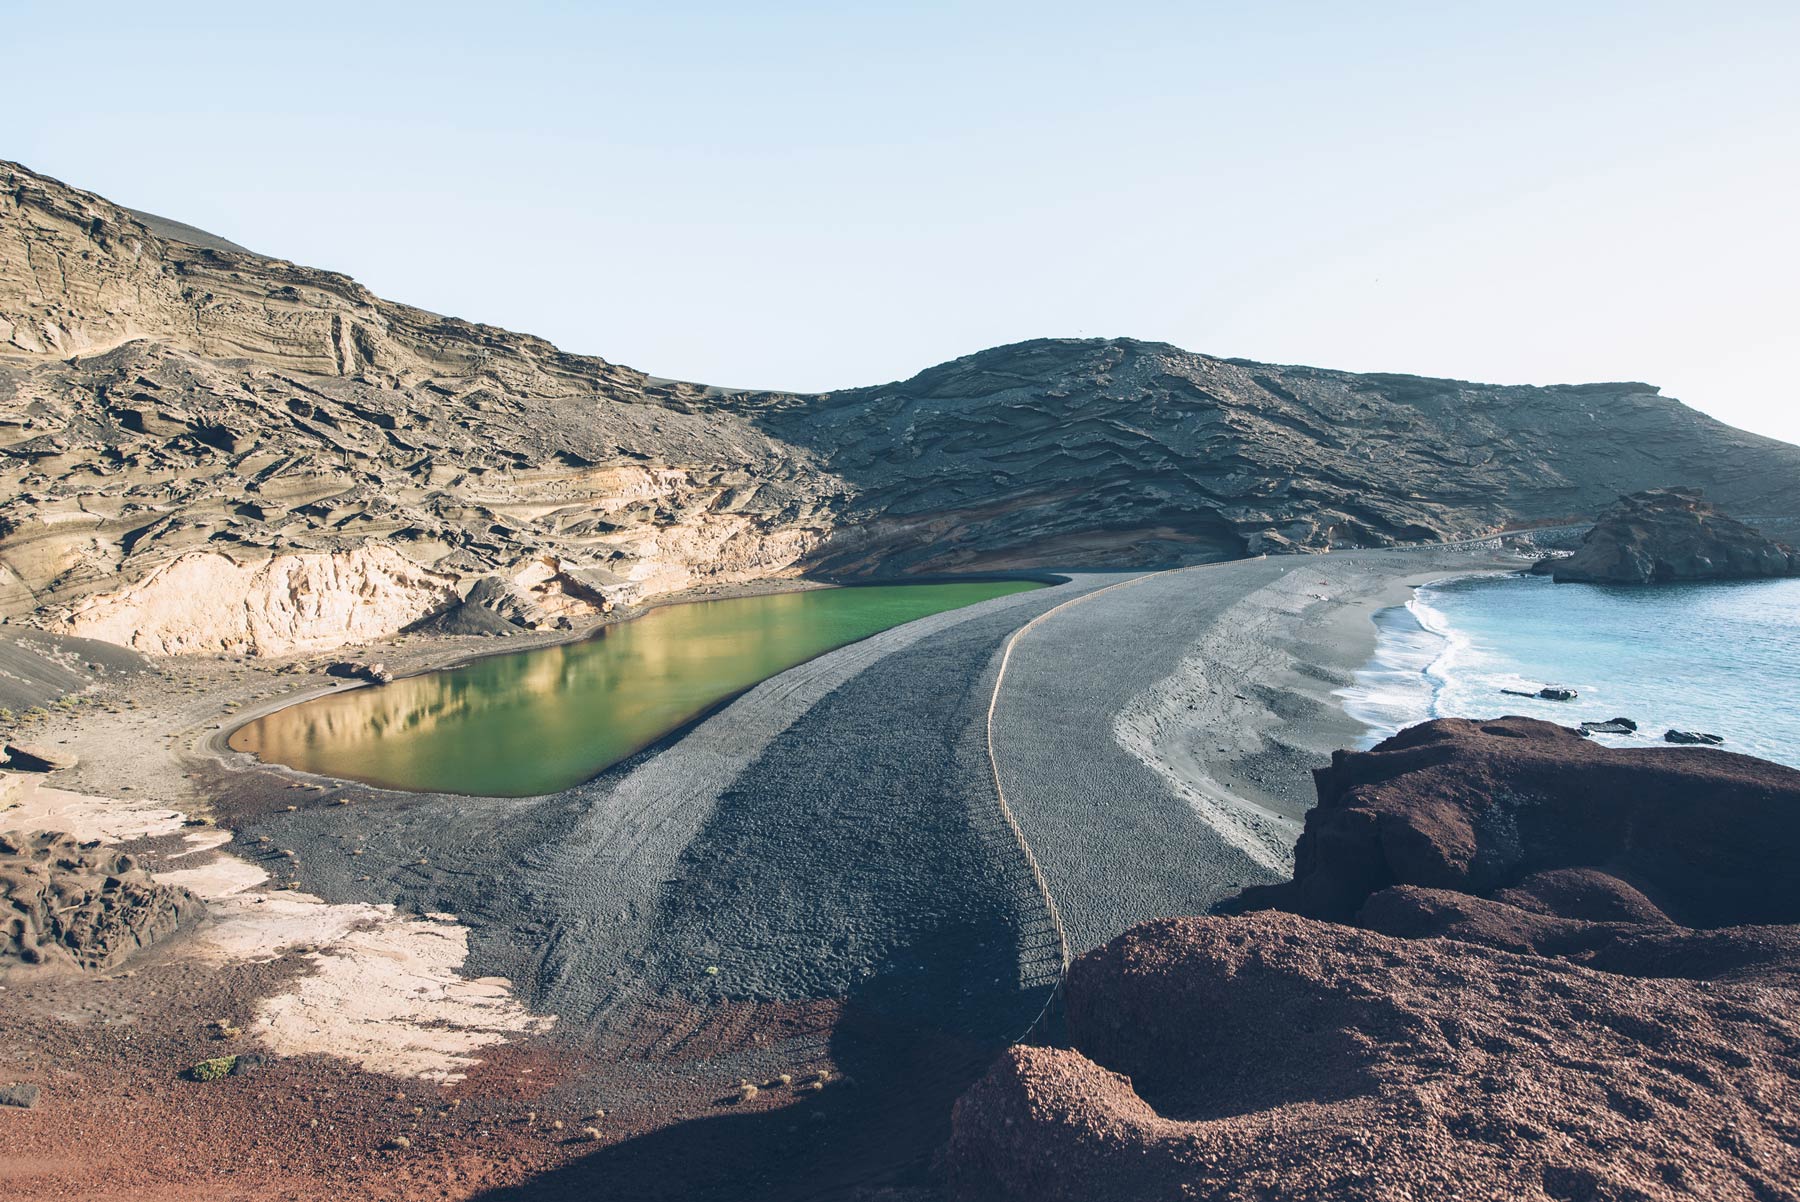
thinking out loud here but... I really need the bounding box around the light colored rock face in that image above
[61,545,461,656]
[6,157,1800,659]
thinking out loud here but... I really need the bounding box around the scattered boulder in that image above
[1533,486,1800,584]
[3,743,79,772]
[1,830,204,970]
[0,1083,40,1109]
[229,1053,267,1077]
[323,661,393,685]
[1666,729,1726,745]
[1578,717,1638,735]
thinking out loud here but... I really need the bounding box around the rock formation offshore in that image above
[1534,486,1800,584]
[6,160,1800,655]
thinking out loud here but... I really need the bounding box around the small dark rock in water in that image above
[1665,729,1725,745]
[1500,685,1578,701]
[3,742,79,772]
[0,1083,41,1109]
[1579,717,1638,736]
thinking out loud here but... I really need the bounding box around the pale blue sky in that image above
[12,2,1799,441]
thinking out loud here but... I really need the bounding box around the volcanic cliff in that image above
[6,160,1800,655]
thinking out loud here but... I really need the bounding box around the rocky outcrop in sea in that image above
[1534,486,1800,584]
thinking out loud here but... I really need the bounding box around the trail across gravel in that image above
[989,559,1299,955]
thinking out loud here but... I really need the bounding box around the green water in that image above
[228,580,1044,796]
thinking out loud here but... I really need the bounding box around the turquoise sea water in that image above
[1341,572,1800,769]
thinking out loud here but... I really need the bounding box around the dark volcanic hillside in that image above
[750,339,1800,571]
[5,158,1798,655]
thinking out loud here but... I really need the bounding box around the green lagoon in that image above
[228,580,1044,796]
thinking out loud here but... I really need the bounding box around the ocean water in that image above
[1340,571,1800,769]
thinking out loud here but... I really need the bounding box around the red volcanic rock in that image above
[949,721,1800,1200]
[1356,885,1800,989]
[1234,716,1800,928]
[1493,867,1674,925]
[948,913,1800,1201]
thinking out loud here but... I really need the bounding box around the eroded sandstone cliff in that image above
[6,160,1800,655]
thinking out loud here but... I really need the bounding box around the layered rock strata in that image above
[7,159,1800,656]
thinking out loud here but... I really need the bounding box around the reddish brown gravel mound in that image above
[949,912,1800,1201]
[948,719,1800,1200]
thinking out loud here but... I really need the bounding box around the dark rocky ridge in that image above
[757,342,1800,570]
[948,719,1800,1200]
[1533,486,1800,583]
[6,159,1800,654]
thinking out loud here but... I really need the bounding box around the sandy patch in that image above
[183,855,552,1080]
[0,772,187,842]
[2,770,550,1082]
[1110,572,1313,875]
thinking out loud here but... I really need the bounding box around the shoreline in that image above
[1337,568,1800,769]
[987,547,1537,957]
[1125,555,1530,825]
[1332,567,1522,747]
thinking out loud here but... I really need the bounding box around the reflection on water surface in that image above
[228,580,1044,796]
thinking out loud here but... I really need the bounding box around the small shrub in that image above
[185,1055,238,1082]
